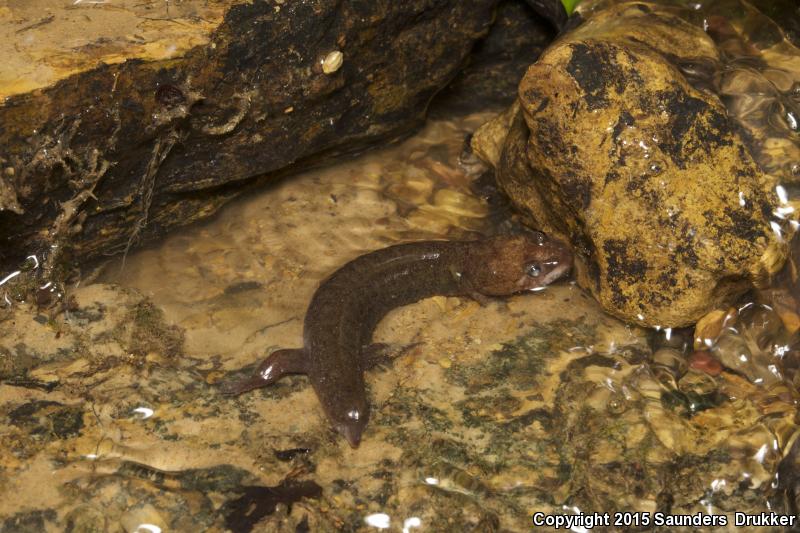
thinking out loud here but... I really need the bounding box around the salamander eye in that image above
[526,263,541,277]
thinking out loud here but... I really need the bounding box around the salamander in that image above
[221,232,572,447]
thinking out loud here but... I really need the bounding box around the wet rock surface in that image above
[474,0,797,328]
[430,0,555,117]
[749,0,800,47]
[0,0,542,278]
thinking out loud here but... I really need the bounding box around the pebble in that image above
[688,350,723,376]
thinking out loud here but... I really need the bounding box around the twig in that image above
[15,15,55,34]
[121,129,185,267]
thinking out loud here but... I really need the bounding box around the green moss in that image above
[456,388,521,428]
[415,402,455,432]
[446,319,597,392]
[8,400,84,440]
[2,510,57,533]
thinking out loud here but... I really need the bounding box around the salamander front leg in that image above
[219,348,307,395]
[448,264,493,306]
[462,280,494,307]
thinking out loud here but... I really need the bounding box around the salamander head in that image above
[327,398,369,448]
[465,232,572,296]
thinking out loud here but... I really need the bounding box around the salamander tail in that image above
[219,348,307,396]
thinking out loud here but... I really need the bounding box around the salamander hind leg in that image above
[219,348,307,396]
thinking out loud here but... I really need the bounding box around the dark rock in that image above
[0,0,506,277]
[748,0,800,47]
[1,510,57,533]
[431,0,554,116]
[221,480,322,533]
[9,400,85,440]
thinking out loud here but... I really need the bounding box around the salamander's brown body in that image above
[222,233,572,447]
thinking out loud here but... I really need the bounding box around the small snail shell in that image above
[322,50,343,74]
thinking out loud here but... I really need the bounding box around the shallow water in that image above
[0,110,794,532]
[1,1,800,532]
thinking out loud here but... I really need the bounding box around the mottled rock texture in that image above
[0,0,522,274]
[475,2,791,328]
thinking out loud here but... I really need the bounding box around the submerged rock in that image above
[474,1,794,328]
[0,114,796,531]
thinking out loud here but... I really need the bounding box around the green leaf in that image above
[561,0,582,15]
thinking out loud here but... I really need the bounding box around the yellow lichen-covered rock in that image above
[470,101,520,169]
[481,1,793,328]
